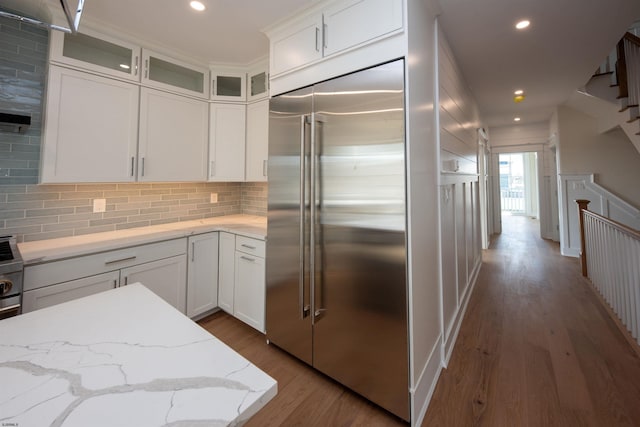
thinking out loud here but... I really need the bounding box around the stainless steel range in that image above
[0,236,24,320]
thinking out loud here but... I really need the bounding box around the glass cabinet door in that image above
[247,66,269,101]
[49,29,140,81]
[142,49,209,98]
[211,70,246,102]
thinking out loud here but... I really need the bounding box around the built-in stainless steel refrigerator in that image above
[266,59,409,421]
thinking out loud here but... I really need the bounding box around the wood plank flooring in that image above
[198,215,640,426]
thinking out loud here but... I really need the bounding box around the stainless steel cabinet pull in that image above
[212,79,215,96]
[210,161,215,176]
[124,276,128,286]
[263,159,268,177]
[130,156,135,177]
[240,255,255,262]
[134,55,139,76]
[141,157,145,176]
[315,27,320,52]
[241,244,256,250]
[105,255,137,265]
[144,59,149,78]
[191,242,195,262]
[113,279,118,288]
[323,23,328,49]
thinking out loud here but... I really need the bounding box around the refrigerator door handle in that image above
[300,115,311,319]
[312,115,325,322]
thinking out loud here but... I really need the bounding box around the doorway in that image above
[498,152,539,218]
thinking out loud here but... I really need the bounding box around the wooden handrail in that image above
[615,32,640,101]
[576,200,590,277]
[624,31,640,47]
[581,208,640,239]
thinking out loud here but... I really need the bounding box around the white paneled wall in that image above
[437,25,483,365]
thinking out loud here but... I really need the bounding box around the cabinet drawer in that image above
[235,236,265,258]
[24,238,187,291]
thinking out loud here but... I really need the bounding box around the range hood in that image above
[0,113,31,134]
[0,0,84,33]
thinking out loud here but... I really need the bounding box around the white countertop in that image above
[0,284,277,426]
[18,214,267,265]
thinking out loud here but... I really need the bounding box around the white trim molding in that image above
[558,173,640,257]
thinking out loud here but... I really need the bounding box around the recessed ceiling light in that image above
[190,1,206,11]
[514,117,521,122]
[514,89,524,95]
[515,20,530,30]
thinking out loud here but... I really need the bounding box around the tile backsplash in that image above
[0,182,267,243]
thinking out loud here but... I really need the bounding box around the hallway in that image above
[423,215,640,426]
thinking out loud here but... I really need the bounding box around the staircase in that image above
[575,25,640,154]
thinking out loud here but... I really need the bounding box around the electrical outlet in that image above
[93,198,106,213]
[210,193,218,203]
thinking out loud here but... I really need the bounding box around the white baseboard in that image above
[411,337,444,427]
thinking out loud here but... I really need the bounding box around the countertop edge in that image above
[18,214,267,266]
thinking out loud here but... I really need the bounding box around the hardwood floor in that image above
[198,214,640,426]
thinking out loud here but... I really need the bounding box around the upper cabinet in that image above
[211,69,247,102]
[209,103,246,182]
[267,0,403,77]
[41,65,139,183]
[142,50,209,99]
[138,88,209,182]
[245,100,269,182]
[49,29,141,81]
[247,64,269,101]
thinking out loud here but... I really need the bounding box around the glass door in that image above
[142,49,209,98]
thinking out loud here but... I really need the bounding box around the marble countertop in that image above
[18,214,267,265]
[0,284,277,426]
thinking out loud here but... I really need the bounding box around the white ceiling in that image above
[5,0,640,128]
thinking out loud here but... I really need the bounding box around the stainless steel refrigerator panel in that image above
[266,86,313,365]
[312,60,409,420]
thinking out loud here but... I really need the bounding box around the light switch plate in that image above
[210,193,218,203]
[93,198,106,213]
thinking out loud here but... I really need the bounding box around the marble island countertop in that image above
[0,284,277,426]
[18,214,267,265]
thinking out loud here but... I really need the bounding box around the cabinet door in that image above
[211,70,246,102]
[245,100,269,182]
[22,271,119,313]
[234,251,266,333]
[41,66,139,183]
[247,65,269,102]
[270,14,323,76]
[49,29,140,81]
[142,49,209,98]
[218,232,236,314]
[121,255,187,314]
[138,88,208,182]
[322,0,403,57]
[209,103,246,182]
[187,232,219,318]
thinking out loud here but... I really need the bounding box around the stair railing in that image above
[577,200,640,347]
[616,32,640,109]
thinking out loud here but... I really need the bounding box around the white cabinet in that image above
[49,29,140,81]
[268,0,403,77]
[121,256,187,313]
[211,69,246,102]
[322,0,403,57]
[209,103,246,181]
[270,14,323,76]
[245,100,269,182]
[234,243,266,333]
[41,65,139,183]
[217,233,266,333]
[247,64,269,101]
[187,232,219,318]
[23,239,188,314]
[22,271,119,313]
[142,49,209,99]
[218,232,236,314]
[139,87,209,182]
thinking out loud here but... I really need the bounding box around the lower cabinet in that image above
[22,271,120,313]
[217,233,266,333]
[186,232,219,318]
[121,256,187,314]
